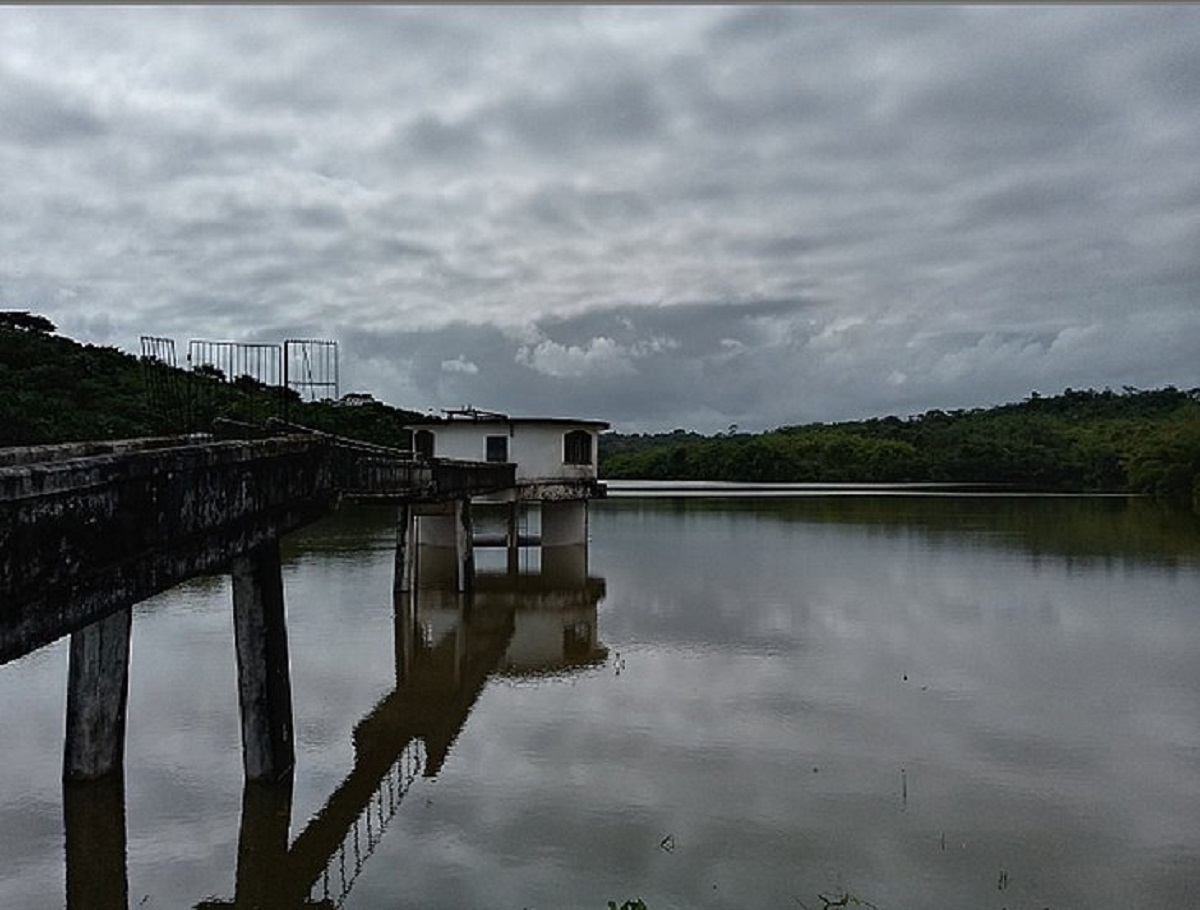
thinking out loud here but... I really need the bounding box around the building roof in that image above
[410,407,610,430]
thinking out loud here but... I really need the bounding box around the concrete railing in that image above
[0,435,336,663]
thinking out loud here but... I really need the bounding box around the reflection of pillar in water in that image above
[64,774,129,910]
[64,606,132,781]
[541,541,588,584]
[394,585,416,689]
[234,775,295,908]
[412,546,470,689]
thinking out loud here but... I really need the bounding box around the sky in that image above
[2,5,1198,434]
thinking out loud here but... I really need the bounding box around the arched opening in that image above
[414,429,435,458]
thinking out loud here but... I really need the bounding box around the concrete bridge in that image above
[0,430,518,785]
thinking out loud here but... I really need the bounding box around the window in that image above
[563,429,592,465]
[414,429,435,458]
[485,435,508,463]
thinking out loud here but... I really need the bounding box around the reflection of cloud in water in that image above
[7,498,1199,909]
[191,540,608,909]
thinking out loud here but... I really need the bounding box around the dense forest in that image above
[4,311,1198,509]
[600,387,1200,509]
[0,311,422,449]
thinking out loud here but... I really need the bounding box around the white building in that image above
[396,410,609,590]
[407,408,609,502]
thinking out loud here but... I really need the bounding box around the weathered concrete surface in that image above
[0,434,214,469]
[339,454,514,502]
[232,542,294,782]
[0,435,334,664]
[470,477,607,504]
[63,607,132,780]
[413,499,477,592]
[0,433,517,664]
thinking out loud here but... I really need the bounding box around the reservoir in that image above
[2,488,1198,908]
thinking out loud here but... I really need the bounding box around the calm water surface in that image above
[2,491,1199,909]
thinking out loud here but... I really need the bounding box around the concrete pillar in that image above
[63,606,132,780]
[64,775,128,910]
[416,500,474,592]
[541,499,588,548]
[232,540,294,782]
[394,503,417,594]
[455,498,475,593]
[417,501,458,547]
[506,500,521,574]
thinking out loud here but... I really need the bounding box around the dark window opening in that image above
[563,430,592,465]
[486,435,508,463]
[414,429,435,458]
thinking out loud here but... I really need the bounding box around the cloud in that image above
[440,355,479,376]
[516,335,636,379]
[1,5,1197,432]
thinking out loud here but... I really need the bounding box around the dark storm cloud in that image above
[2,5,1198,432]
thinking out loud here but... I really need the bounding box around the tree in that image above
[0,311,56,334]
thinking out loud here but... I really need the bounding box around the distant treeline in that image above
[5,311,1199,509]
[0,311,421,449]
[600,387,1200,508]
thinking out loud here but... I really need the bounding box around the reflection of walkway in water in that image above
[147,542,600,909]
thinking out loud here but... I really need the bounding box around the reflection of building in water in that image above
[179,543,606,910]
[414,542,608,679]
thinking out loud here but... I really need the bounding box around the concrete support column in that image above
[394,503,417,594]
[506,500,520,574]
[454,498,475,593]
[542,499,588,548]
[417,499,475,592]
[232,540,294,782]
[63,606,132,780]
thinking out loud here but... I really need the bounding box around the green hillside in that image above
[0,311,421,449]
[600,387,1200,509]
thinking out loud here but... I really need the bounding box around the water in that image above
[2,491,1199,909]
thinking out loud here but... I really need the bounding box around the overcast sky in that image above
[2,5,1198,433]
